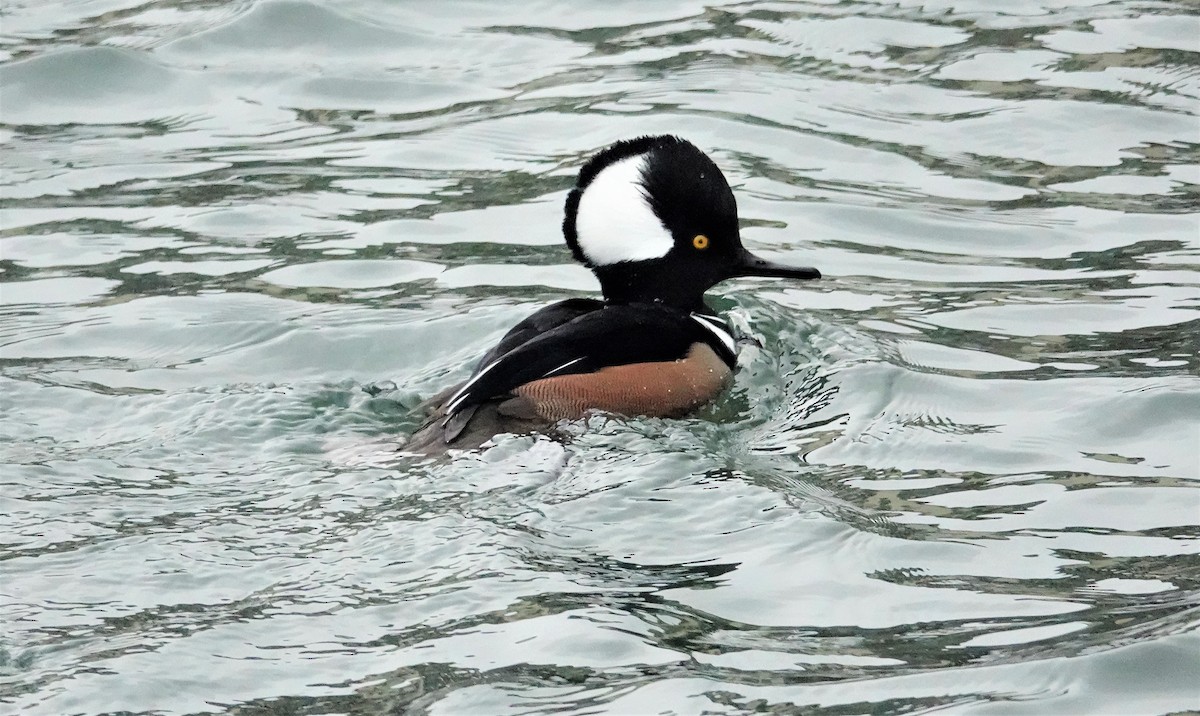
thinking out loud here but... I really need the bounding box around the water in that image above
[2,1,1198,713]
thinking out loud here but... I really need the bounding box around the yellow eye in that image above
[692,234,710,250]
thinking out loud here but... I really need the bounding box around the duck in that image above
[404,135,820,453]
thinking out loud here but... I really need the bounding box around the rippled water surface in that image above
[3,1,1199,713]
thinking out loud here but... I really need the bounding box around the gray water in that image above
[2,1,1199,714]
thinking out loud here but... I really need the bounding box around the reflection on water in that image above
[2,1,1198,713]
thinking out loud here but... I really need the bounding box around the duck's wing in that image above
[406,299,604,449]
[414,298,603,419]
[476,297,604,368]
[440,303,706,430]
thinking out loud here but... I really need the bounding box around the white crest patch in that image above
[691,313,736,357]
[574,155,674,266]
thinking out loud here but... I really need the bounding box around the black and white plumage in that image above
[404,135,820,453]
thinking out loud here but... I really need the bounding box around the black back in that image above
[446,301,733,415]
[406,298,737,449]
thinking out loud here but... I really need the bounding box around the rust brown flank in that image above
[513,342,732,421]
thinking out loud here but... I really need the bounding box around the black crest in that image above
[563,135,734,267]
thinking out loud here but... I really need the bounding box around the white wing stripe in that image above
[543,357,585,378]
[443,356,502,416]
[442,355,585,421]
[691,313,736,356]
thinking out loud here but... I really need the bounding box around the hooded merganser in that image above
[404,135,820,453]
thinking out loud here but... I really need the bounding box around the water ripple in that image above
[2,0,1198,714]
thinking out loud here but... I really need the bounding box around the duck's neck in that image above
[594,264,707,313]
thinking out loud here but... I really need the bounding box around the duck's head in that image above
[563,135,820,311]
